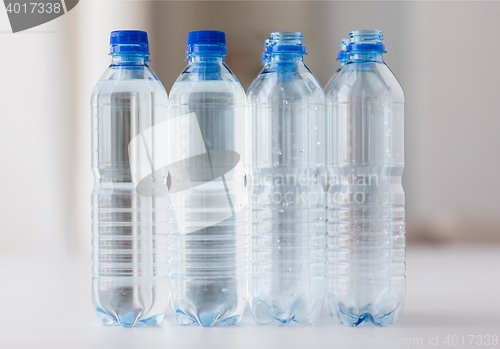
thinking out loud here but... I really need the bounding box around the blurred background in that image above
[1,0,499,258]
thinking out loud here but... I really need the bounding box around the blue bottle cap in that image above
[110,30,149,55]
[186,30,227,55]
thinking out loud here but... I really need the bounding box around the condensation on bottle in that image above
[326,29,406,326]
[247,31,327,325]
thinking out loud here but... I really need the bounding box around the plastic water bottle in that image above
[249,38,271,94]
[168,30,247,327]
[326,30,405,326]
[91,30,169,327]
[261,39,271,67]
[324,38,350,93]
[247,31,326,325]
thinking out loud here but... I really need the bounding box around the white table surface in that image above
[1,244,499,349]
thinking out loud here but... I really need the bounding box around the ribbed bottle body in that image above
[168,59,247,326]
[247,51,327,325]
[91,65,169,327]
[326,56,405,326]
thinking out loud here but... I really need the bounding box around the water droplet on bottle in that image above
[299,147,304,152]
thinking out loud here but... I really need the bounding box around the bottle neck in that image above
[111,54,147,65]
[270,53,304,63]
[349,51,384,63]
[187,54,225,63]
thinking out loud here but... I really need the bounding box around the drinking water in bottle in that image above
[91,30,169,327]
[168,31,247,327]
[326,30,405,326]
[247,31,326,325]
[324,38,350,93]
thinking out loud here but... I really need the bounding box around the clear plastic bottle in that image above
[326,30,405,326]
[247,31,326,325]
[324,38,350,93]
[91,31,169,327]
[168,31,247,327]
[261,39,271,67]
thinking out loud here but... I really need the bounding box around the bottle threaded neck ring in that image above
[337,38,350,60]
[346,29,385,52]
[267,31,306,54]
[340,38,350,51]
[261,39,271,63]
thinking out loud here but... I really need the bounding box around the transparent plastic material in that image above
[247,32,326,325]
[91,54,169,327]
[326,30,405,326]
[261,39,271,67]
[168,51,247,327]
[324,38,350,94]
